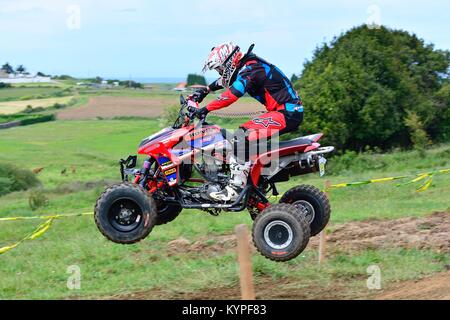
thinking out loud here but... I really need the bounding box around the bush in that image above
[52,75,74,80]
[296,25,450,151]
[160,104,180,127]
[0,83,11,89]
[0,114,28,124]
[0,177,14,195]
[20,114,55,126]
[405,111,431,156]
[0,114,54,125]
[52,103,66,109]
[118,80,143,88]
[327,149,388,175]
[28,189,49,211]
[22,105,45,114]
[22,105,34,113]
[0,163,41,196]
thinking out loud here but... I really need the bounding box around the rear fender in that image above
[250,142,318,186]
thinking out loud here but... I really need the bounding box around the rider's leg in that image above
[209,128,251,201]
[278,110,304,135]
[209,112,288,201]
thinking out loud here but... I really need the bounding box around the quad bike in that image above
[95,95,334,262]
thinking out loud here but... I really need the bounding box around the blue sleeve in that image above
[229,64,264,98]
[230,74,248,98]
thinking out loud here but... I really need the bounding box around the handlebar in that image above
[186,98,207,120]
[173,95,207,129]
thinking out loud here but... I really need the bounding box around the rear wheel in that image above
[252,204,310,262]
[279,185,330,236]
[154,200,182,225]
[94,183,157,244]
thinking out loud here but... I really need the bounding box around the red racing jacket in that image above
[206,54,303,114]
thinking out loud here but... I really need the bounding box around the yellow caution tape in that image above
[416,177,433,192]
[29,219,53,240]
[0,212,93,255]
[0,212,93,222]
[411,174,429,183]
[370,177,395,183]
[0,243,20,254]
[0,218,55,255]
[325,168,449,192]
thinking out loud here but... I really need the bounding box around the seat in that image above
[278,137,313,149]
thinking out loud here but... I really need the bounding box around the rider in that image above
[190,42,304,201]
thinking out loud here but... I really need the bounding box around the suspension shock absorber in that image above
[139,157,152,189]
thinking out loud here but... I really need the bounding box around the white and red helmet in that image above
[202,42,242,88]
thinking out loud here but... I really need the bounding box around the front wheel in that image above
[279,185,330,236]
[94,183,157,244]
[252,204,310,262]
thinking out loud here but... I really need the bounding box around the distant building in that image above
[173,82,187,92]
[0,72,52,83]
[189,84,207,91]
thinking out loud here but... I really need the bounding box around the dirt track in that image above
[112,271,450,300]
[110,212,450,300]
[375,271,450,300]
[163,211,450,256]
[57,96,265,120]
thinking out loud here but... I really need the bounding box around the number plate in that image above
[318,156,327,177]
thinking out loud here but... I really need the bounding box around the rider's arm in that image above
[206,67,258,112]
[208,79,224,92]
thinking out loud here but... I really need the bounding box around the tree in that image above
[187,74,207,86]
[52,75,74,80]
[296,25,450,151]
[16,65,26,74]
[118,80,143,88]
[291,74,299,83]
[0,83,12,89]
[1,63,14,74]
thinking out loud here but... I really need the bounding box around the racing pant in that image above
[231,110,304,163]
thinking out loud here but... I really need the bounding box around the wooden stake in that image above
[235,224,255,300]
[318,229,327,264]
[318,180,331,264]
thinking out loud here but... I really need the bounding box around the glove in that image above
[189,87,210,103]
[188,106,209,119]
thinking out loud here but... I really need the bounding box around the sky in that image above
[1,0,449,80]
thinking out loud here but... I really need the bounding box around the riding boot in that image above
[209,156,251,202]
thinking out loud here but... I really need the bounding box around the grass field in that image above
[0,96,76,114]
[0,87,71,102]
[0,119,449,299]
[10,81,75,89]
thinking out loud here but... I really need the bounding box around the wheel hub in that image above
[292,200,315,224]
[263,220,293,249]
[118,207,135,224]
[108,198,142,232]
